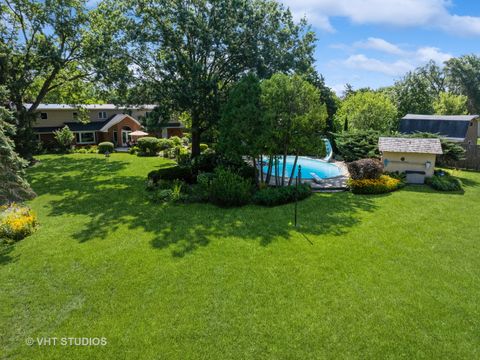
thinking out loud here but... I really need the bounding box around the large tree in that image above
[335,91,397,133]
[445,55,480,114]
[433,92,468,115]
[100,0,316,157]
[261,73,327,186]
[0,0,107,158]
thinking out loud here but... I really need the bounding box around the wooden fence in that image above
[441,144,480,170]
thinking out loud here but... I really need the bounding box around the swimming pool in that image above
[262,156,343,180]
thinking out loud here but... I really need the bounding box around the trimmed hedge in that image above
[147,165,195,184]
[253,183,312,206]
[348,175,401,194]
[98,142,114,154]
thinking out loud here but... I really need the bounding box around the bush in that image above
[158,138,173,151]
[209,168,252,207]
[253,183,312,207]
[426,171,463,191]
[190,172,215,202]
[176,147,191,165]
[191,152,220,174]
[53,126,75,153]
[200,143,209,153]
[98,142,114,154]
[333,130,381,162]
[0,203,38,243]
[348,175,401,194]
[147,180,188,203]
[137,137,159,156]
[169,136,182,146]
[75,148,88,154]
[147,165,195,184]
[129,146,140,155]
[347,158,383,180]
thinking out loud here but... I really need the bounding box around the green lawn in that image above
[1,153,479,359]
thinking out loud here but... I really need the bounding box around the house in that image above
[27,104,184,147]
[400,114,479,145]
[379,137,443,184]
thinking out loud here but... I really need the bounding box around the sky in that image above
[280,0,480,94]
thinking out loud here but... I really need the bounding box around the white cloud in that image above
[415,47,452,63]
[344,54,414,76]
[282,0,480,36]
[354,37,405,55]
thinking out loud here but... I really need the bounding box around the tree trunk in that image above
[252,157,258,185]
[265,156,273,184]
[274,156,279,186]
[191,127,201,158]
[260,155,264,184]
[281,149,287,187]
[288,153,299,186]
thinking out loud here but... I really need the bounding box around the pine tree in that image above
[0,87,36,204]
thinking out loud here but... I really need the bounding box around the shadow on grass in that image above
[27,156,378,257]
[0,245,16,265]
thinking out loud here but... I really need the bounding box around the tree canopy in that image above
[335,91,397,133]
[98,0,317,157]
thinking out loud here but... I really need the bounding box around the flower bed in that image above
[348,175,402,195]
[0,203,38,243]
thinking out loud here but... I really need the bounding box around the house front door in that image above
[121,130,131,146]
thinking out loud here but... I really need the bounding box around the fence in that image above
[442,144,480,170]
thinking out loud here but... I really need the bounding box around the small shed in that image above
[379,137,443,184]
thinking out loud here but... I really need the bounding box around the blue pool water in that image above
[262,156,343,180]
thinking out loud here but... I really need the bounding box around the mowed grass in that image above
[1,153,479,359]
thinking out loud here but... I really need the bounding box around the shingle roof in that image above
[64,120,111,131]
[25,103,157,111]
[399,114,478,140]
[379,137,443,155]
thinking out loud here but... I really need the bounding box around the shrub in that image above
[191,152,219,174]
[147,165,195,184]
[137,137,159,156]
[348,175,401,194]
[176,147,191,165]
[0,203,38,242]
[253,183,312,207]
[158,138,173,151]
[170,136,182,146]
[53,126,75,153]
[426,171,463,191]
[190,172,215,202]
[98,142,114,154]
[129,146,140,155]
[347,158,383,180]
[333,130,381,161]
[200,143,209,153]
[85,145,98,154]
[75,148,88,154]
[209,168,252,207]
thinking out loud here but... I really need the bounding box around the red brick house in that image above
[28,104,184,147]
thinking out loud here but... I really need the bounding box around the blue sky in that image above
[281,0,480,94]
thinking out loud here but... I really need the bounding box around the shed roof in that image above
[379,137,443,155]
[399,114,478,140]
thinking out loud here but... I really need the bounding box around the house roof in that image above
[400,114,478,140]
[379,137,443,155]
[98,114,142,132]
[25,103,157,111]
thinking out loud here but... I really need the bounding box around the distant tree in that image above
[261,73,327,186]
[98,0,317,157]
[0,0,112,159]
[0,87,35,204]
[305,71,339,132]
[445,55,480,114]
[333,130,381,162]
[53,126,75,153]
[433,92,468,115]
[335,91,398,132]
[392,71,436,117]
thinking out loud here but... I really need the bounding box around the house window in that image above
[40,112,48,119]
[98,111,107,119]
[112,130,118,144]
[76,132,96,144]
